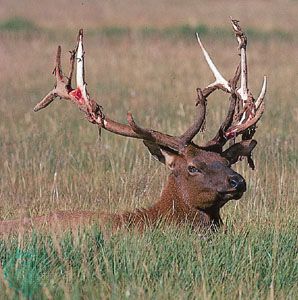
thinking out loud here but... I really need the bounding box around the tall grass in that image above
[0,1,297,298]
[0,226,297,299]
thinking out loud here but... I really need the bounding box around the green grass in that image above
[1,225,297,299]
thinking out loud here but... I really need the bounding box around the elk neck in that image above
[116,174,222,230]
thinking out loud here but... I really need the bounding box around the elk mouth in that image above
[228,190,245,200]
[217,183,247,201]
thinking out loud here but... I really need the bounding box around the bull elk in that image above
[0,19,266,236]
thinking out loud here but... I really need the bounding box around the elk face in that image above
[180,145,246,207]
[146,143,247,209]
[184,146,246,205]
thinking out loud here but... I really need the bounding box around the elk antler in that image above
[34,21,266,168]
[34,29,220,152]
[195,19,267,167]
[34,30,180,150]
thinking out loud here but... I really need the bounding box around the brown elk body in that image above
[0,19,266,236]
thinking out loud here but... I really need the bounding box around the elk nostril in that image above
[229,178,238,189]
[228,175,246,192]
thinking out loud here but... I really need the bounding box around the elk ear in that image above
[222,139,257,165]
[143,141,178,169]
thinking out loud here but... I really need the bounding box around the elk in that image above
[0,19,266,236]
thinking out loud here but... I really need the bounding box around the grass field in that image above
[0,1,297,299]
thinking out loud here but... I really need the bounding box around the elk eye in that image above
[188,166,202,174]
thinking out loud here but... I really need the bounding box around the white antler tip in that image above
[261,76,267,93]
[79,29,83,39]
[195,32,203,48]
[255,75,267,109]
[195,32,230,91]
[76,29,85,89]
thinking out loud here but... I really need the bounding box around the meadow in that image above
[0,1,297,299]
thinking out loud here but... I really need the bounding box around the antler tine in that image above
[67,49,76,88]
[76,29,89,103]
[127,113,181,150]
[33,46,64,112]
[54,45,63,80]
[229,63,241,90]
[33,89,56,112]
[205,92,238,150]
[255,76,267,109]
[225,101,265,139]
[230,18,248,103]
[196,33,231,94]
[179,88,207,147]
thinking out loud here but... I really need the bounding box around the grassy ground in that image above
[0,1,297,299]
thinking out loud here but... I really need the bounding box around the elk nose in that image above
[228,175,246,192]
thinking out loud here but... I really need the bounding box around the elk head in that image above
[34,19,266,214]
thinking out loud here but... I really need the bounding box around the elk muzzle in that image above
[218,172,246,201]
